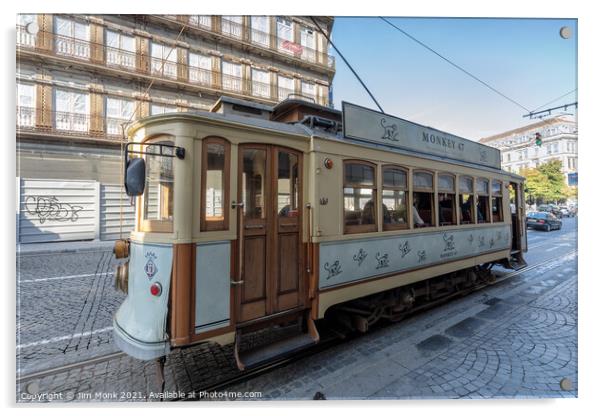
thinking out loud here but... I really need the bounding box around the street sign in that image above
[568,172,578,186]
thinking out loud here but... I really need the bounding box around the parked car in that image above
[537,204,563,218]
[526,211,562,231]
[559,206,573,218]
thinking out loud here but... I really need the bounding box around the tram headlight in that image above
[115,262,129,294]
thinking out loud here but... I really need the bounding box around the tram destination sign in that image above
[342,102,501,169]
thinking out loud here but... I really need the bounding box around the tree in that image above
[522,160,571,204]
[538,160,568,202]
[521,167,550,204]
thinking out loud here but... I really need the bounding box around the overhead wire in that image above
[528,88,577,113]
[310,16,385,113]
[379,16,532,113]
[379,16,576,147]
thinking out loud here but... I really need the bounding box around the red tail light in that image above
[538,220,545,224]
[150,282,162,297]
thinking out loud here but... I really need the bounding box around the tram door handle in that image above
[231,201,244,209]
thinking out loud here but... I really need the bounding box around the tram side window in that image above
[344,161,377,234]
[201,138,230,231]
[476,178,490,223]
[382,166,409,231]
[492,180,503,222]
[459,176,474,224]
[141,139,175,233]
[412,171,434,228]
[438,174,456,226]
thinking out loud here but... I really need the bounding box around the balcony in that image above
[55,35,90,60]
[106,47,136,70]
[17,26,330,107]
[162,15,336,71]
[16,107,129,142]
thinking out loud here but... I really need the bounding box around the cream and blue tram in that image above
[112,98,527,369]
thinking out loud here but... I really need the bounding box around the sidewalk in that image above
[16,240,115,256]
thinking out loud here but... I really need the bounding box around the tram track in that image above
[16,248,577,398]
[16,351,127,385]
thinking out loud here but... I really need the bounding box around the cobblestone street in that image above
[16,219,578,402]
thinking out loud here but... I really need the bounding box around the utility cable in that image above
[529,88,577,113]
[379,16,531,113]
[310,16,384,113]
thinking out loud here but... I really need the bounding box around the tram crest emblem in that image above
[417,250,427,263]
[144,252,158,280]
[380,118,399,142]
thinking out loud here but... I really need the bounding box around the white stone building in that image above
[479,116,578,184]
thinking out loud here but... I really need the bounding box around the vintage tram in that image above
[112,97,527,371]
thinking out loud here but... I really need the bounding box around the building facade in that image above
[16,14,335,243]
[479,116,578,184]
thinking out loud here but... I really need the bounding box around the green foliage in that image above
[522,160,572,204]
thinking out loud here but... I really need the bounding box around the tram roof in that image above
[127,107,523,180]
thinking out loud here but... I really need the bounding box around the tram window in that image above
[382,166,408,231]
[412,171,434,228]
[459,176,474,224]
[492,180,503,222]
[476,178,490,223]
[344,161,377,234]
[141,139,174,233]
[201,138,230,231]
[277,151,299,217]
[242,148,267,220]
[438,174,456,226]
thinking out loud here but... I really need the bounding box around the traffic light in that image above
[534,132,542,146]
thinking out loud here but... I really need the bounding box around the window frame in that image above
[150,41,178,79]
[188,52,212,86]
[138,136,176,234]
[459,175,476,225]
[105,29,135,69]
[412,169,435,228]
[54,88,90,132]
[491,180,504,223]
[343,160,378,234]
[200,137,231,232]
[222,60,243,92]
[381,164,409,231]
[251,68,271,98]
[105,96,134,135]
[54,16,90,60]
[277,74,294,101]
[476,177,491,224]
[437,172,457,227]
[17,82,36,127]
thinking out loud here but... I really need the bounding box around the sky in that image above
[329,17,577,141]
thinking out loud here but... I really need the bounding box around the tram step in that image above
[234,315,320,370]
[235,332,316,370]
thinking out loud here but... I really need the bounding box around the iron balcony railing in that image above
[165,15,336,70]
[17,26,329,106]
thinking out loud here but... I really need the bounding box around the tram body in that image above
[112,99,527,367]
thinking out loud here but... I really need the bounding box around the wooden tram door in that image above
[236,144,304,323]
